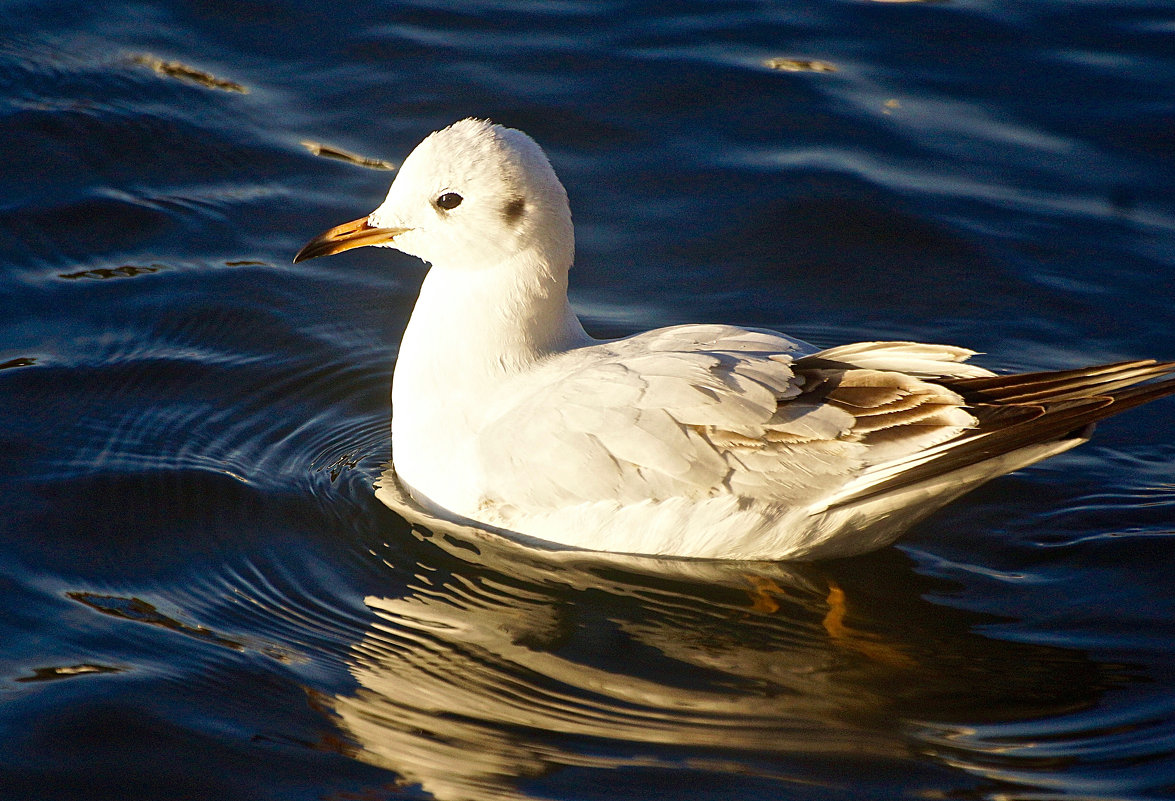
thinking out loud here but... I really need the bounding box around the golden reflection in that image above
[300,140,397,170]
[129,53,248,93]
[763,58,838,73]
[822,584,916,669]
[330,574,885,798]
[316,469,1112,800]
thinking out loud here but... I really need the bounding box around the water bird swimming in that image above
[295,118,1175,561]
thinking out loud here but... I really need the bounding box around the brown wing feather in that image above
[820,360,1175,510]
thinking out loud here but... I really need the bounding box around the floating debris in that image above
[16,664,124,683]
[129,53,249,94]
[301,140,397,170]
[763,58,838,73]
[883,98,902,114]
[59,264,165,280]
[0,357,35,370]
[224,260,268,267]
[67,591,245,650]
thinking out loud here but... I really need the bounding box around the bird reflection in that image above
[319,470,1111,801]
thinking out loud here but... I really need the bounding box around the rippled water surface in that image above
[3,1,1175,799]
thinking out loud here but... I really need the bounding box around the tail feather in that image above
[946,360,1175,403]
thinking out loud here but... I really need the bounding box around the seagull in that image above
[295,118,1175,561]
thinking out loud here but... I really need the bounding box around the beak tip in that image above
[292,217,406,265]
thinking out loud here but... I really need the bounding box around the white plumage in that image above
[296,118,1175,560]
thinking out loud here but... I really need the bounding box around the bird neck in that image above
[395,248,590,396]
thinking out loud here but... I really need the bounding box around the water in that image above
[2,1,1174,799]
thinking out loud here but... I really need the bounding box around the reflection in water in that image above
[67,591,246,650]
[128,53,248,93]
[15,664,124,683]
[331,561,891,800]
[315,472,1112,800]
[58,264,166,280]
[763,57,838,73]
[0,357,36,370]
[300,140,397,170]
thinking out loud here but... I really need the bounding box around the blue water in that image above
[3,1,1175,799]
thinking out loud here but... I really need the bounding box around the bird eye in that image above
[435,192,463,211]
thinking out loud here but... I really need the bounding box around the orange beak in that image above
[293,217,409,263]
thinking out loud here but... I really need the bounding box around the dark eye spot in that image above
[502,196,526,225]
[435,192,463,211]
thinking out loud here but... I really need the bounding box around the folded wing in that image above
[476,326,1061,515]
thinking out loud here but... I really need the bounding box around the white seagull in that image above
[296,118,1175,561]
